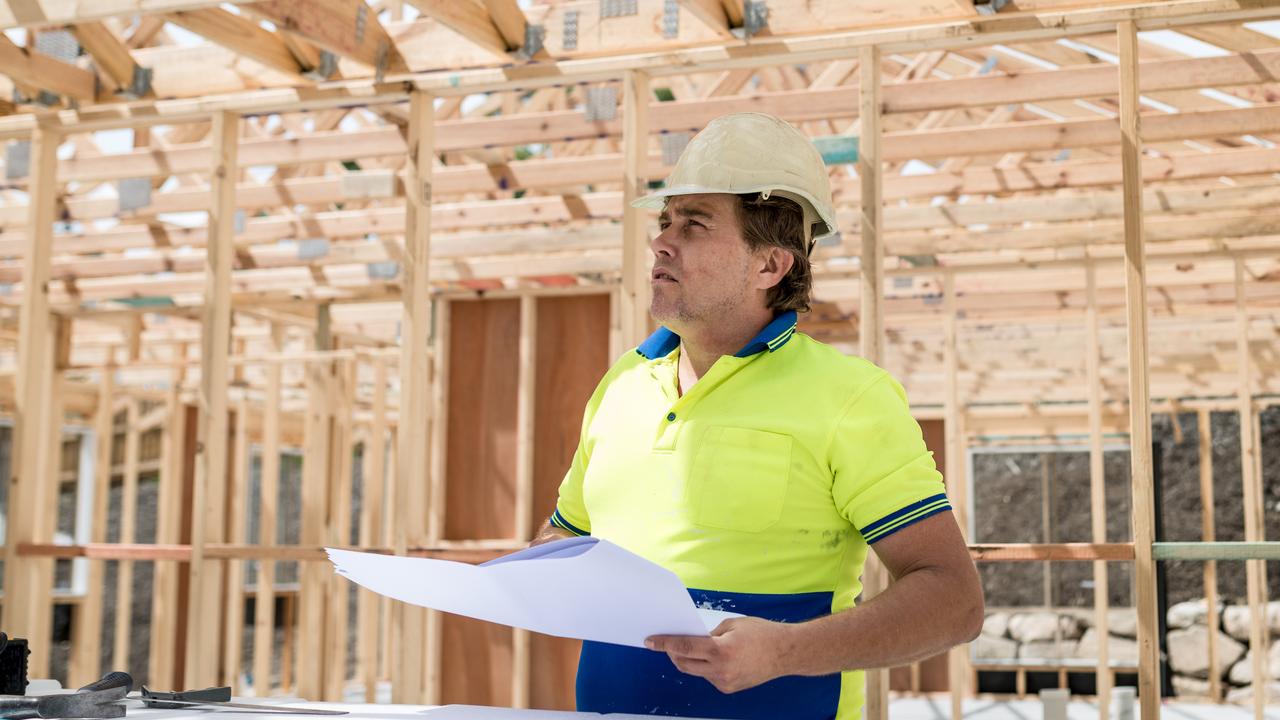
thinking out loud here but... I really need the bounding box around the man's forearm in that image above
[777,563,983,676]
[530,518,575,547]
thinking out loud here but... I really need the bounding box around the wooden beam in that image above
[1084,260,1113,717]
[248,0,410,75]
[297,303,333,700]
[0,122,62,677]
[67,363,114,686]
[620,70,651,349]
[0,0,1274,123]
[719,0,744,27]
[111,397,142,671]
[70,21,147,96]
[1118,21,1160,720]
[480,0,529,50]
[253,324,283,696]
[322,357,354,700]
[408,0,509,55]
[357,356,388,701]
[183,111,238,689]
[0,1,255,27]
[968,543,1135,562]
[126,16,167,48]
[858,44,890,720]
[166,8,308,79]
[0,33,95,101]
[680,0,735,39]
[511,293,536,709]
[224,396,251,692]
[1196,408,1221,703]
[148,357,187,689]
[1235,257,1268,720]
[423,296,449,704]
[391,89,434,704]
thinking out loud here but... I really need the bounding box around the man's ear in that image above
[755,246,795,291]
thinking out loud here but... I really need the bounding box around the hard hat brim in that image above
[630,184,839,243]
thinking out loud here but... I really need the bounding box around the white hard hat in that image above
[632,112,838,247]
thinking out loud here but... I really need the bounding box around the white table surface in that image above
[121,698,715,720]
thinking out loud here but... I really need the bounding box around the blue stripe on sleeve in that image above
[859,493,951,544]
[550,508,589,537]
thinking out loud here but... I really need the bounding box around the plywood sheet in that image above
[530,295,610,709]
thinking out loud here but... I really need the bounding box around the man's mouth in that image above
[652,268,678,283]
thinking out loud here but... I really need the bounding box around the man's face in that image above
[650,193,757,328]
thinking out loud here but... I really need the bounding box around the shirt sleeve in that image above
[550,428,592,536]
[549,370,613,537]
[829,371,951,544]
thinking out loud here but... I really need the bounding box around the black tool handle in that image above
[79,671,134,694]
[140,685,233,709]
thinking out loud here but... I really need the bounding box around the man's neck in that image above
[673,308,773,392]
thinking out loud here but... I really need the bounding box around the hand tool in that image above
[0,672,129,719]
[132,687,348,715]
[0,633,30,695]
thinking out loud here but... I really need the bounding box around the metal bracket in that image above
[583,86,617,122]
[563,10,579,51]
[34,29,79,62]
[303,51,339,82]
[117,177,153,213]
[515,24,544,60]
[661,0,679,39]
[974,0,1010,15]
[744,0,769,37]
[367,261,400,280]
[600,0,638,18]
[297,238,330,260]
[374,41,389,84]
[5,141,31,180]
[118,65,153,100]
[659,131,690,167]
[354,3,368,44]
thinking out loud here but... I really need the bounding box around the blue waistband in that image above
[576,588,840,719]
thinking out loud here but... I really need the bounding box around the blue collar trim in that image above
[635,310,798,360]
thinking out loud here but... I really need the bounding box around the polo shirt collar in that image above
[635,310,798,360]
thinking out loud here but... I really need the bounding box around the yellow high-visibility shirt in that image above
[551,310,949,720]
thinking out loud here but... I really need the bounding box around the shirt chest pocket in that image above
[687,426,793,533]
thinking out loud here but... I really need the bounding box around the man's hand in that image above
[645,616,794,694]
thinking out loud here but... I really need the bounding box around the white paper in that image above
[326,537,739,648]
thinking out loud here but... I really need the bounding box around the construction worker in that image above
[533,112,983,719]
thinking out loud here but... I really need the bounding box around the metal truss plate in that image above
[117,177,153,212]
[5,141,30,180]
[366,261,400,280]
[583,86,617,122]
[661,0,679,39]
[660,131,691,167]
[600,0,638,19]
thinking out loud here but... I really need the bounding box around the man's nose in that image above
[650,227,675,257]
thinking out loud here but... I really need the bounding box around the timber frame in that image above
[1,1,1279,719]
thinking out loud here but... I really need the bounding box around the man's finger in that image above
[709,619,740,637]
[645,635,717,659]
[668,654,714,678]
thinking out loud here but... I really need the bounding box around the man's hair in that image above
[735,193,812,314]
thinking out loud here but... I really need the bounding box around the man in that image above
[533,112,982,720]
